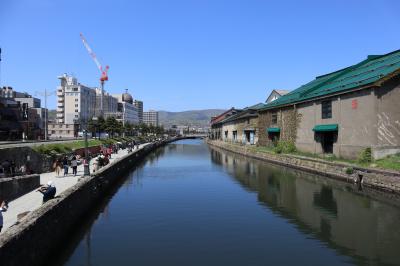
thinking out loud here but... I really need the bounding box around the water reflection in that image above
[55,140,400,266]
[210,147,400,266]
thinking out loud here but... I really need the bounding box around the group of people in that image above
[53,155,80,177]
[0,140,145,233]
[127,140,139,153]
[0,160,28,178]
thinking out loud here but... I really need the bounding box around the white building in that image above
[95,88,118,117]
[112,91,139,125]
[134,100,143,123]
[57,74,97,125]
[265,89,290,103]
[143,110,159,126]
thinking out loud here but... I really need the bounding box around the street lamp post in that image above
[83,129,90,176]
[92,116,99,140]
[35,88,55,140]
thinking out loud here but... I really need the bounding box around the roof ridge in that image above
[260,48,400,112]
[299,63,361,98]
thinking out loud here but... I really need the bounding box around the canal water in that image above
[55,139,400,266]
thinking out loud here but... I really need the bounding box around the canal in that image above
[54,139,400,266]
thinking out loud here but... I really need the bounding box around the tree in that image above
[104,117,120,138]
[124,122,133,136]
[139,123,149,135]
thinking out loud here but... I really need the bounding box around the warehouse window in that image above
[322,100,332,119]
[271,112,278,124]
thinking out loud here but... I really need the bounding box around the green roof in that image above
[312,124,338,132]
[267,127,280,133]
[261,49,400,110]
[219,103,266,124]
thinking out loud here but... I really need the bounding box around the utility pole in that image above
[35,89,55,140]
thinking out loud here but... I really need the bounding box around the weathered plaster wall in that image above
[337,88,377,158]
[375,80,400,158]
[221,116,259,144]
[296,88,377,159]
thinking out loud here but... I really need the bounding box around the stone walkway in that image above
[1,144,148,232]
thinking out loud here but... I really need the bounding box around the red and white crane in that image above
[80,33,109,116]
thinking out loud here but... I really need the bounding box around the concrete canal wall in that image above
[0,146,53,174]
[0,139,174,266]
[0,174,40,202]
[207,140,400,195]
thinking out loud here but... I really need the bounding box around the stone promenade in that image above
[1,144,148,232]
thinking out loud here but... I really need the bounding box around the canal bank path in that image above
[1,143,150,232]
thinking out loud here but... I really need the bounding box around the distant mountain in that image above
[47,108,226,128]
[158,109,226,128]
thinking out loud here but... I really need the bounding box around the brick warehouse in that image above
[258,49,400,159]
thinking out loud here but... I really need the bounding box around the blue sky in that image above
[0,0,399,111]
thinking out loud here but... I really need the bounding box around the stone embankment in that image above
[0,139,176,266]
[207,140,400,195]
[0,175,40,201]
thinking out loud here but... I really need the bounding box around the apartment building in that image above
[134,100,143,123]
[56,74,97,125]
[143,110,159,126]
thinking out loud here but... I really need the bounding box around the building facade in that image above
[143,110,159,126]
[220,104,264,145]
[57,74,97,125]
[134,100,143,123]
[258,50,400,159]
[47,123,79,139]
[209,108,240,140]
[95,88,118,117]
[112,91,139,125]
[0,87,46,140]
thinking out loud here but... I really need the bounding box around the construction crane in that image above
[80,33,109,117]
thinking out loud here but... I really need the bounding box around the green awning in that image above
[267,127,280,133]
[313,124,338,132]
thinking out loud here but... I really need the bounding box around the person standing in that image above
[71,156,78,176]
[54,158,62,176]
[0,200,8,232]
[62,156,69,176]
[19,164,26,175]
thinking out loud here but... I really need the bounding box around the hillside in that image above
[47,109,226,128]
[158,109,226,128]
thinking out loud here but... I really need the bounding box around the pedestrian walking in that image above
[71,156,78,176]
[63,156,69,176]
[0,200,8,232]
[54,158,62,176]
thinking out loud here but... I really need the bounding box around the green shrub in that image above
[273,140,296,154]
[358,148,372,164]
[345,167,354,175]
